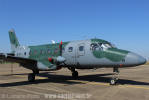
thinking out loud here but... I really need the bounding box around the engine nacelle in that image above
[48,56,66,65]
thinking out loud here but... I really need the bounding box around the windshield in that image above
[90,43,116,51]
[101,43,113,48]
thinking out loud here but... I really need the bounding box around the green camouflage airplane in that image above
[0,29,146,85]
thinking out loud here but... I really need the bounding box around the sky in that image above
[0,0,149,59]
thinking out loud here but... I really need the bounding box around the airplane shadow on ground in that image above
[0,72,149,87]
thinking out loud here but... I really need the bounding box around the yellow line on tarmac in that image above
[0,80,68,96]
[11,74,109,86]
[68,80,110,86]
[88,81,149,91]
[0,75,70,93]
[12,74,149,91]
[13,75,48,80]
[119,85,149,90]
[89,82,149,91]
[88,82,109,86]
[69,80,149,90]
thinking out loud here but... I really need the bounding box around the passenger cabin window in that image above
[79,46,84,51]
[40,50,44,55]
[47,49,50,54]
[34,50,37,55]
[68,47,73,52]
[62,47,65,51]
[54,48,58,54]
[24,52,26,56]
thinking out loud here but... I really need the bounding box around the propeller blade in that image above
[59,41,63,56]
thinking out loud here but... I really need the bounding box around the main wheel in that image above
[72,71,78,79]
[110,78,117,85]
[28,73,35,82]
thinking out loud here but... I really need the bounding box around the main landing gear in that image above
[28,70,39,82]
[110,67,119,85]
[68,67,78,79]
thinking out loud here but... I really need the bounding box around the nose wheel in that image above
[110,67,119,85]
[110,77,118,85]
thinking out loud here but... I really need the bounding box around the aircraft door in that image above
[75,43,86,67]
[64,44,76,65]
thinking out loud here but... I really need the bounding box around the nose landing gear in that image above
[110,67,119,85]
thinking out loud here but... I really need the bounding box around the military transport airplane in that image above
[0,29,147,85]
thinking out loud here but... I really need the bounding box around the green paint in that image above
[28,42,69,68]
[91,38,129,62]
[9,30,20,47]
[91,39,110,44]
[92,48,129,62]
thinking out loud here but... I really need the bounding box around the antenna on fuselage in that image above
[51,40,56,44]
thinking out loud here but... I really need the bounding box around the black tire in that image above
[72,71,78,79]
[28,73,35,82]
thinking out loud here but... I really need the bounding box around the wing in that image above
[0,53,37,70]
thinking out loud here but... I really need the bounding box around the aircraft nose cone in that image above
[125,52,146,66]
[139,56,147,65]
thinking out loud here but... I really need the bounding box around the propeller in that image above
[48,41,66,65]
[59,40,63,56]
[58,40,65,63]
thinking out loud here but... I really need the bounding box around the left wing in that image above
[0,53,37,70]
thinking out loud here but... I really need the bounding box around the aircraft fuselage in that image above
[14,39,146,71]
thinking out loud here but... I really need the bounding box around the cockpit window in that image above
[101,43,112,49]
[90,43,115,51]
[90,43,101,51]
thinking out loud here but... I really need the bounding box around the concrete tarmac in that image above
[0,63,149,100]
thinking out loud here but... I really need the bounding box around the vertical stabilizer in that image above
[9,29,20,53]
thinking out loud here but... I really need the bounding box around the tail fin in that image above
[9,29,20,53]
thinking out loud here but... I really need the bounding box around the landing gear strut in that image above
[28,70,39,82]
[28,73,35,82]
[110,67,119,85]
[68,67,78,79]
